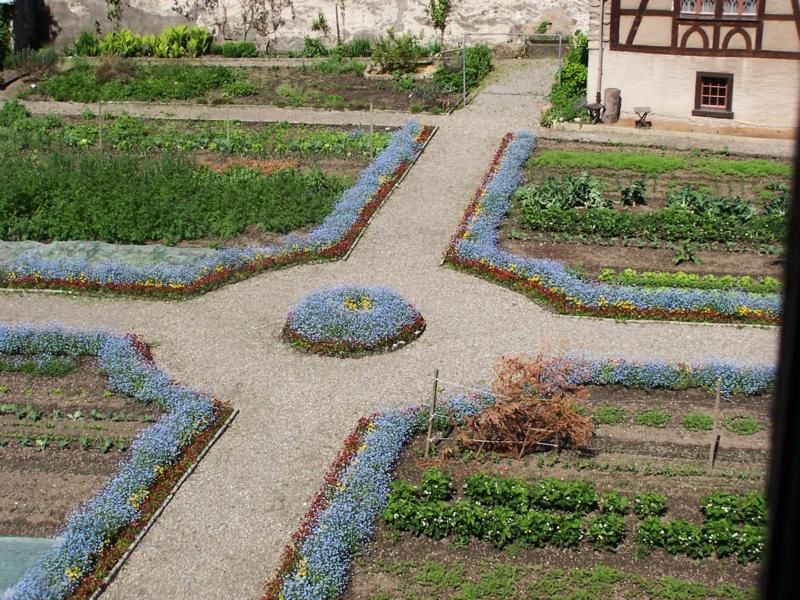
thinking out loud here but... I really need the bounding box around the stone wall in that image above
[40,0,589,49]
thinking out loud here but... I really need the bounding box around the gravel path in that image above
[0,58,781,599]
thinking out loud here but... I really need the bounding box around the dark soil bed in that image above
[0,358,163,537]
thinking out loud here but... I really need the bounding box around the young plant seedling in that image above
[98,437,113,454]
[26,404,42,422]
[68,410,83,421]
[78,436,91,450]
[0,385,10,393]
[57,439,70,450]
[35,435,49,452]
[113,438,128,452]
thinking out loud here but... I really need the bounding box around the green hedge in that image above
[540,31,587,126]
[597,268,781,294]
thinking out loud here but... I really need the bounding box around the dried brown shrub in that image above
[95,56,139,85]
[456,353,593,457]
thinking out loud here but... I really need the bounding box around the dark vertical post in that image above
[762,114,800,598]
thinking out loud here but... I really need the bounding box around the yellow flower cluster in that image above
[65,566,82,582]
[342,295,373,311]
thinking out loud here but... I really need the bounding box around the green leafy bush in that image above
[620,179,647,206]
[588,513,626,550]
[0,150,346,244]
[222,40,259,58]
[700,492,740,522]
[530,479,598,514]
[0,6,11,66]
[432,44,492,93]
[372,28,426,72]
[682,412,714,431]
[333,37,372,58]
[291,36,329,58]
[633,493,668,518]
[463,472,530,511]
[763,182,790,217]
[593,406,624,426]
[596,268,781,294]
[634,409,670,428]
[598,492,629,515]
[420,468,454,501]
[312,56,366,76]
[666,185,756,223]
[540,31,588,126]
[222,80,258,97]
[723,414,761,436]
[73,30,100,57]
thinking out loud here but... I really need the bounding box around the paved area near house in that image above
[0,59,782,599]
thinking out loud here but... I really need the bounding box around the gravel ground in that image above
[0,59,781,600]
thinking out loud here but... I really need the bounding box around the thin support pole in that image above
[425,369,440,457]
[557,35,563,85]
[462,33,467,108]
[708,379,722,471]
[226,119,231,149]
[98,101,103,150]
[369,101,374,158]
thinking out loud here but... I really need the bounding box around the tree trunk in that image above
[603,87,621,124]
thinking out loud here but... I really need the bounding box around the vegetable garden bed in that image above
[1,324,234,600]
[0,120,434,297]
[18,59,460,113]
[263,355,772,600]
[443,133,782,325]
[500,139,790,283]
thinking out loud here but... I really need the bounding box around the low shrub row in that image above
[71,26,213,58]
[596,268,781,294]
[519,205,784,245]
[540,31,588,126]
[0,354,77,376]
[0,151,346,244]
[383,469,765,562]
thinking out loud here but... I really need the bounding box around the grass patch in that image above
[723,414,761,436]
[0,150,347,244]
[530,150,686,174]
[634,409,670,428]
[529,150,790,179]
[593,406,625,426]
[682,412,714,432]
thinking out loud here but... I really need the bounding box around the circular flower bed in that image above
[282,285,425,356]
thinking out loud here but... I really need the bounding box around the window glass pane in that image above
[701,0,715,12]
[723,0,739,12]
[681,0,697,11]
[742,0,757,13]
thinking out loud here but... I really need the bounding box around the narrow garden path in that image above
[0,59,781,599]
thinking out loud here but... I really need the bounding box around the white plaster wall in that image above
[45,0,591,49]
[587,50,800,130]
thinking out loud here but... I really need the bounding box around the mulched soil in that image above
[0,358,162,537]
[499,139,790,279]
[343,385,770,597]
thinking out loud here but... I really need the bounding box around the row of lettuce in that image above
[0,121,430,297]
[1,324,231,600]
[443,131,782,325]
[263,355,773,599]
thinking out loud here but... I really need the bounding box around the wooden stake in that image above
[424,369,439,457]
[707,379,722,471]
[98,100,103,150]
[369,101,374,158]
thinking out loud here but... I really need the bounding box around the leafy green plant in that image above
[57,439,70,450]
[222,80,258,97]
[634,409,670,428]
[667,240,701,265]
[598,492,628,515]
[222,40,259,58]
[620,179,647,206]
[682,412,714,431]
[392,72,414,93]
[90,409,106,421]
[312,56,366,76]
[516,173,608,211]
[763,182,790,218]
[419,468,453,501]
[73,30,99,56]
[596,268,781,294]
[540,31,588,126]
[633,493,668,518]
[593,406,624,426]
[372,29,426,72]
[0,385,9,394]
[424,0,452,43]
[68,410,83,421]
[26,403,42,422]
[113,438,129,452]
[35,435,49,452]
[588,513,626,550]
[98,437,113,454]
[433,44,492,93]
[723,414,761,436]
[78,436,91,450]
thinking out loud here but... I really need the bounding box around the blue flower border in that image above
[267,355,774,599]
[0,121,431,298]
[2,323,229,600]
[444,132,782,325]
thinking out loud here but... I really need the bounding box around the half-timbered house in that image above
[587,0,800,132]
